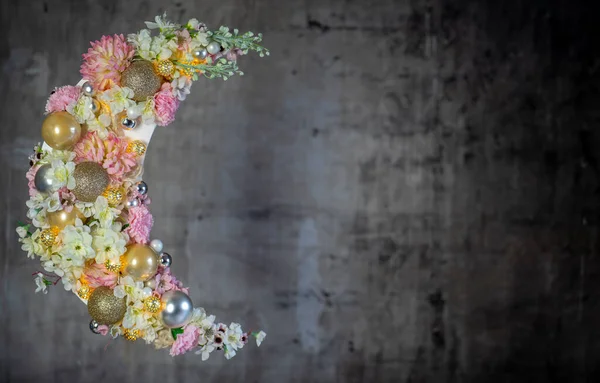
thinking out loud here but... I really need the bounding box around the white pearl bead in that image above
[142,287,153,298]
[206,41,221,55]
[150,239,163,253]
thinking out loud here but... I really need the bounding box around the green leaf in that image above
[43,279,52,286]
[121,224,130,231]
[171,327,184,340]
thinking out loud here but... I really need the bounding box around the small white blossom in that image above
[145,13,179,31]
[92,225,127,264]
[171,77,193,101]
[48,160,76,190]
[255,331,266,347]
[46,192,62,212]
[93,197,120,228]
[99,86,136,114]
[67,95,95,123]
[34,273,48,294]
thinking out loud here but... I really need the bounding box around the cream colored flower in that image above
[34,273,48,294]
[99,86,136,115]
[58,220,94,263]
[93,197,120,228]
[40,149,75,164]
[67,95,95,123]
[255,331,266,347]
[154,329,175,349]
[48,160,76,190]
[92,225,127,264]
[45,192,62,212]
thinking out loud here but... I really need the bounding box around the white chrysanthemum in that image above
[92,225,127,264]
[93,197,120,228]
[58,220,94,263]
[67,95,95,123]
[48,160,76,190]
[99,86,136,115]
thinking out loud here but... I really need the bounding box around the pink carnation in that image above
[170,325,200,356]
[154,266,189,295]
[126,205,153,244]
[74,131,137,184]
[45,85,81,114]
[26,166,39,197]
[80,34,135,91]
[154,83,180,126]
[83,262,118,288]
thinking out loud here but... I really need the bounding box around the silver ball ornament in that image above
[160,290,193,328]
[81,81,94,96]
[122,117,137,130]
[126,199,139,208]
[89,319,100,334]
[34,164,56,193]
[193,48,208,60]
[150,239,163,253]
[206,41,221,55]
[136,181,148,195]
[160,252,172,267]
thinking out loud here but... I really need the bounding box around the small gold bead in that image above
[40,227,60,247]
[155,60,175,78]
[78,284,92,300]
[144,296,161,313]
[124,328,141,341]
[103,187,125,206]
[105,259,122,273]
[126,140,147,156]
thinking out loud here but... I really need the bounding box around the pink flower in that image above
[97,325,109,336]
[58,187,76,211]
[83,262,118,288]
[170,325,200,356]
[154,266,189,295]
[80,34,135,91]
[176,29,192,52]
[74,131,137,184]
[26,166,39,197]
[154,83,180,126]
[45,85,81,114]
[126,205,153,244]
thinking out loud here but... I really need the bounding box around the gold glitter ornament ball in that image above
[127,140,147,156]
[104,187,125,206]
[144,296,161,313]
[155,60,175,78]
[121,60,162,102]
[87,286,126,325]
[124,328,140,341]
[72,162,110,202]
[40,227,59,247]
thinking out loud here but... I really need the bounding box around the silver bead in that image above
[126,199,139,208]
[136,181,148,195]
[89,319,100,334]
[89,99,100,115]
[81,81,94,96]
[160,252,172,267]
[150,239,163,253]
[34,164,56,193]
[206,41,221,55]
[193,48,208,60]
[121,117,137,130]
[160,290,193,328]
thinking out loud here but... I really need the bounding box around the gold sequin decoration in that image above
[126,140,147,156]
[77,284,92,300]
[104,187,125,206]
[155,60,175,78]
[105,259,122,273]
[121,60,163,102]
[144,296,161,313]
[124,328,140,341]
[87,286,126,325]
[40,227,60,247]
[72,162,110,202]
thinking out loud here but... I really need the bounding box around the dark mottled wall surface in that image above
[1,0,600,382]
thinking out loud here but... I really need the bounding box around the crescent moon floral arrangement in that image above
[16,14,268,359]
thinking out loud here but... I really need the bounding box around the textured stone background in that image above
[2,0,600,382]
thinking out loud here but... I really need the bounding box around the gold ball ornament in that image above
[155,60,175,78]
[122,244,160,281]
[144,296,161,313]
[41,111,82,150]
[87,286,126,325]
[40,227,60,247]
[127,140,147,156]
[72,162,110,202]
[104,187,125,206]
[77,284,92,300]
[124,328,141,341]
[46,208,85,229]
[121,60,162,102]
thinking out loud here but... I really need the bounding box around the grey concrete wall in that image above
[2,0,600,382]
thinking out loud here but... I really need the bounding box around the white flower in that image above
[110,325,123,338]
[128,29,152,56]
[84,114,112,139]
[195,343,215,361]
[67,95,95,123]
[127,99,155,124]
[16,226,28,238]
[255,331,266,347]
[48,160,76,190]
[75,201,95,218]
[224,346,237,359]
[192,31,209,47]
[40,150,75,164]
[58,220,94,263]
[99,86,136,114]
[45,192,62,212]
[34,273,48,294]
[93,197,120,228]
[92,225,127,264]
[20,233,44,259]
[224,322,244,351]
[186,18,200,30]
[171,77,192,101]
[145,13,179,31]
